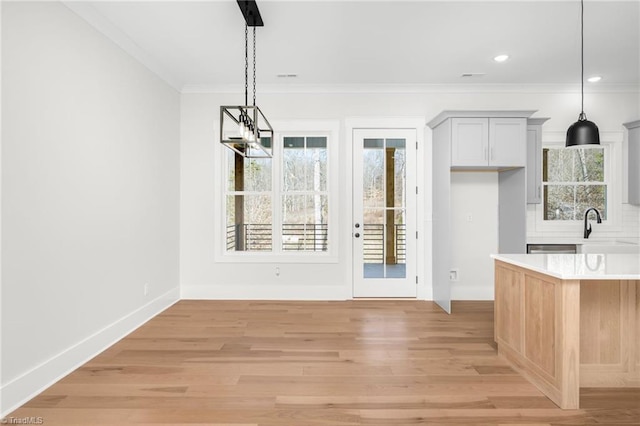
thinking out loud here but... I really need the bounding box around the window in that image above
[225,149,273,251]
[224,131,331,255]
[542,147,607,220]
[282,136,328,252]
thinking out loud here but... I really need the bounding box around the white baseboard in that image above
[181,284,350,300]
[0,287,180,417]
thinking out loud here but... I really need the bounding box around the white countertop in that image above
[491,253,640,280]
[526,238,639,246]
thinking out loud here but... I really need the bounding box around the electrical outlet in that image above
[449,269,459,282]
[275,267,280,277]
[144,283,149,296]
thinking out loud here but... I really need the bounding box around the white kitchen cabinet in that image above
[427,110,536,314]
[451,118,488,166]
[489,118,526,167]
[526,118,549,204]
[623,120,640,205]
[450,117,526,168]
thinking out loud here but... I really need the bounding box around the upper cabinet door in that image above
[489,118,526,167]
[451,118,489,167]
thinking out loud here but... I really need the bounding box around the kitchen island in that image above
[491,253,640,409]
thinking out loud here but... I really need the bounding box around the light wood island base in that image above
[494,259,640,409]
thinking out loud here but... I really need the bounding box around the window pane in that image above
[226,195,272,251]
[386,138,406,149]
[394,210,406,267]
[226,150,272,192]
[363,209,384,278]
[363,145,384,208]
[544,148,575,182]
[283,137,328,192]
[307,136,327,148]
[544,148,604,183]
[283,144,307,191]
[362,209,406,279]
[363,138,384,149]
[282,194,328,251]
[545,185,576,220]
[307,141,327,192]
[573,149,604,182]
[576,185,607,219]
[283,136,304,148]
[393,144,406,208]
[544,185,607,221]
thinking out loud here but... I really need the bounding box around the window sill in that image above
[215,252,340,264]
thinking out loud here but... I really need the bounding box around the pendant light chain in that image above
[253,27,257,107]
[244,24,249,107]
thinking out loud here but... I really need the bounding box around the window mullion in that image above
[273,133,283,254]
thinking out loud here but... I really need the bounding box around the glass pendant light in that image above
[566,0,600,148]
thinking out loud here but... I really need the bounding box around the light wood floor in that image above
[8,300,640,425]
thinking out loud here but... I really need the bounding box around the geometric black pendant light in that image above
[566,0,600,148]
[220,0,273,158]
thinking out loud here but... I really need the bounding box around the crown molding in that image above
[62,1,183,91]
[427,110,538,129]
[181,82,640,95]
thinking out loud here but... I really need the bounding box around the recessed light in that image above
[587,76,602,83]
[493,54,509,63]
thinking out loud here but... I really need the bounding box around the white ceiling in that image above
[66,1,640,92]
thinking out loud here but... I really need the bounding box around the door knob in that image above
[354,233,360,238]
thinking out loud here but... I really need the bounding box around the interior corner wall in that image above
[1,2,180,415]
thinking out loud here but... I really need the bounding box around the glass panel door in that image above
[353,129,416,297]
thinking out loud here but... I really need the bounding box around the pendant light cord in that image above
[580,0,585,120]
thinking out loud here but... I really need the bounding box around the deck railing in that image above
[226,224,328,252]
[226,224,405,261]
[363,224,406,264]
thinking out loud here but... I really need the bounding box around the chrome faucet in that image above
[583,207,602,239]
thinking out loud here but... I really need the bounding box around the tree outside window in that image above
[282,136,328,252]
[543,147,607,220]
[224,134,329,253]
[225,145,273,251]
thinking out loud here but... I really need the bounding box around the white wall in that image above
[180,87,639,302]
[450,172,499,300]
[1,2,180,414]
